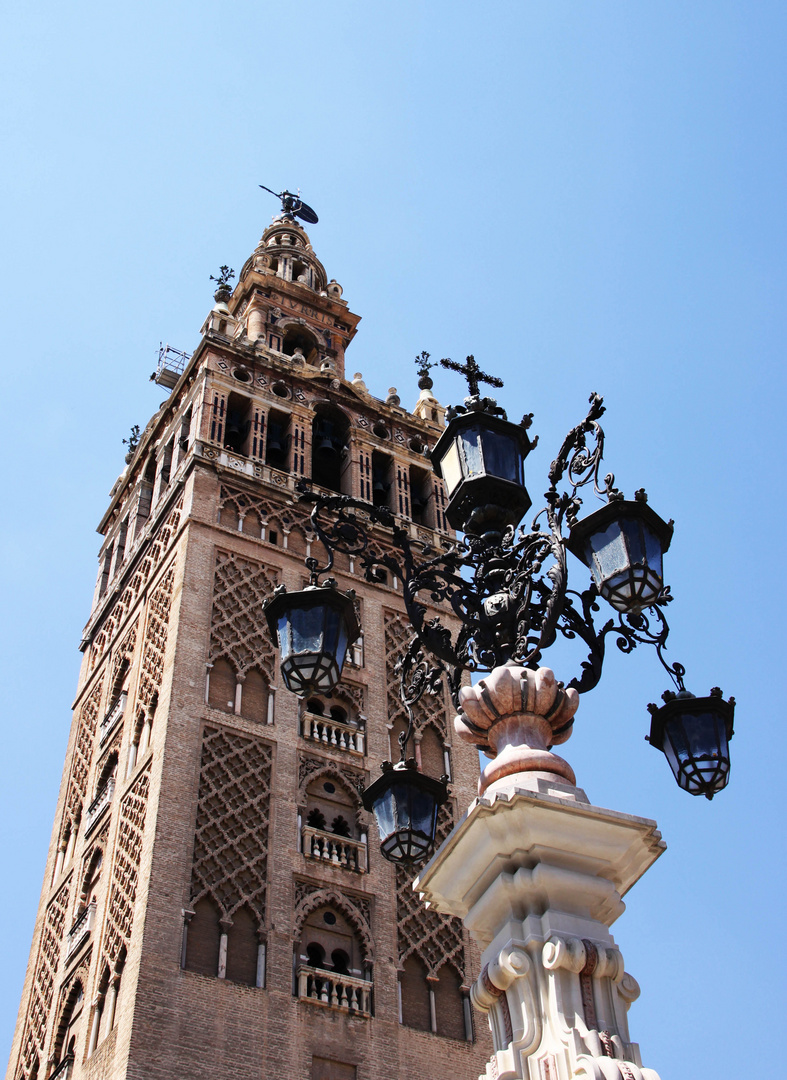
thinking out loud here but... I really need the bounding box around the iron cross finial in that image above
[439,355,504,398]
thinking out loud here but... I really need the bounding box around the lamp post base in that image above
[415,781,665,1080]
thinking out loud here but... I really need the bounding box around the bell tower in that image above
[6,207,490,1080]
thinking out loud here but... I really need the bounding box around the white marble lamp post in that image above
[416,665,664,1080]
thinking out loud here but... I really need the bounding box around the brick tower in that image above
[6,209,491,1080]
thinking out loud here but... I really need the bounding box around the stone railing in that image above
[99,692,127,745]
[302,826,367,873]
[49,1055,74,1079]
[302,712,365,756]
[84,778,115,836]
[66,900,96,959]
[296,965,372,1017]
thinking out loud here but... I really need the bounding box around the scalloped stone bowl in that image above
[454,665,580,795]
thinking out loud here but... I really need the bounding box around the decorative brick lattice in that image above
[209,551,278,679]
[138,565,176,709]
[218,483,312,539]
[383,610,448,738]
[64,676,105,829]
[17,880,71,1077]
[395,808,465,980]
[90,495,183,668]
[189,727,272,925]
[102,768,151,966]
[385,611,465,979]
[111,619,138,690]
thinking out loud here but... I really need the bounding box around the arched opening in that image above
[298,905,363,978]
[286,525,307,556]
[223,392,252,456]
[208,659,236,713]
[110,659,130,710]
[283,325,319,365]
[311,407,351,494]
[266,409,291,471]
[410,464,432,526]
[400,956,431,1031]
[78,849,103,916]
[96,751,118,796]
[241,668,269,723]
[225,905,259,987]
[184,898,222,977]
[53,982,84,1069]
[434,964,466,1040]
[371,451,393,509]
[305,776,358,840]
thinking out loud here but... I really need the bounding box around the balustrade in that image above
[296,964,372,1017]
[84,778,115,836]
[66,901,96,959]
[302,825,367,872]
[302,712,365,755]
[99,692,127,745]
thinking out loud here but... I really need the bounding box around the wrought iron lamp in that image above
[263,581,360,697]
[566,491,673,613]
[265,354,735,866]
[647,687,735,799]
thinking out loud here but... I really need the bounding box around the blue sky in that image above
[1,2,785,1075]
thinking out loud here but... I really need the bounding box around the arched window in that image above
[241,669,269,723]
[306,807,327,830]
[184,897,222,976]
[305,777,358,840]
[208,659,236,713]
[53,982,84,1069]
[400,956,431,1031]
[78,849,103,916]
[283,325,319,365]
[298,906,362,977]
[311,407,351,494]
[434,964,466,1040]
[225,905,259,987]
[110,659,130,709]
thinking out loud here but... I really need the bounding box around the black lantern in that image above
[566,495,673,613]
[263,582,360,697]
[362,762,449,866]
[647,688,735,799]
[431,411,533,539]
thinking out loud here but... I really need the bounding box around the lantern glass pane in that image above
[588,522,628,581]
[372,790,397,838]
[276,614,292,658]
[481,429,522,484]
[621,518,645,564]
[291,605,326,654]
[460,427,484,478]
[643,524,664,577]
[440,440,464,496]
[663,710,730,796]
[410,784,437,836]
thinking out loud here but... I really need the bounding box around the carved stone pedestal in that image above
[417,668,666,1080]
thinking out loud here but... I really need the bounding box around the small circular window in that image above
[409,437,424,454]
[323,911,337,925]
[272,380,289,398]
[233,367,252,383]
[323,781,336,794]
[372,423,389,440]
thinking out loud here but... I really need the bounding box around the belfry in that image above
[6,203,490,1080]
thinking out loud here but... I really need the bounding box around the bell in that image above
[315,423,337,457]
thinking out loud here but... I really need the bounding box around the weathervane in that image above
[258,183,319,225]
